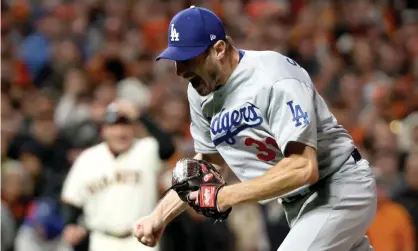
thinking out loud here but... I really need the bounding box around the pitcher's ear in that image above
[213,40,227,60]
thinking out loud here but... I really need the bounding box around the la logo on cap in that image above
[170,24,179,42]
[170,6,196,42]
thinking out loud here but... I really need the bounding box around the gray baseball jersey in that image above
[188,50,355,198]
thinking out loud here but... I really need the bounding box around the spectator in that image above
[60,83,117,151]
[14,89,56,137]
[367,168,416,251]
[19,11,64,85]
[36,39,83,92]
[15,198,71,251]
[1,93,23,139]
[8,106,72,199]
[1,161,33,227]
[394,151,418,250]
[54,68,91,129]
[2,201,17,251]
[372,150,404,197]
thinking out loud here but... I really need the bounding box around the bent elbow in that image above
[304,160,319,185]
[295,157,318,185]
[288,156,319,186]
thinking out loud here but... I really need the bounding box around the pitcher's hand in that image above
[132,215,165,247]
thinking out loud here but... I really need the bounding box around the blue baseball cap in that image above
[24,198,65,240]
[156,6,226,61]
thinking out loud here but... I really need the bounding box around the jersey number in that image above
[244,137,280,162]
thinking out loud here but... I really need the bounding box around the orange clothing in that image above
[367,199,416,251]
[141,18,170,54]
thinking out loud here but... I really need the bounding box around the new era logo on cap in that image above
[156,6,227,61]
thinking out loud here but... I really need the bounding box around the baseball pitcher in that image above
[133,6,377,251]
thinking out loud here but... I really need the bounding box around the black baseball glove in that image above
[164,158,232,221]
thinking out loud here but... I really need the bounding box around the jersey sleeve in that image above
[61,152,90,207]
[188,85,217,154]
[267,78,317,155]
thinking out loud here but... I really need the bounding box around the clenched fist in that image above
[132,215,165,247]
[62,224,87,245]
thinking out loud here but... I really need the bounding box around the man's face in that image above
[2,172,25,202]
[174,41,227,96]
[102,123,135,153]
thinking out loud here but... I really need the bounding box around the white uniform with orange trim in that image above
[188,50,377,251]
[61,138,162,251]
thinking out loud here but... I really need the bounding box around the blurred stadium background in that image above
[1,0,418,251]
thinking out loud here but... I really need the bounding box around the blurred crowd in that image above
[1,0,418,251]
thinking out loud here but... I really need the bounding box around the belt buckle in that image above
[281,187,311,203]
[281,196,294,203]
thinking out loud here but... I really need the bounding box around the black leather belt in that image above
[281,148,362,203]
[351,148,362,163]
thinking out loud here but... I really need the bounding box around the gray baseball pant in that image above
[277,157,377,251]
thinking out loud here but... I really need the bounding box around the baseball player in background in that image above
[133,6,377,251]
[61,100,163,251]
